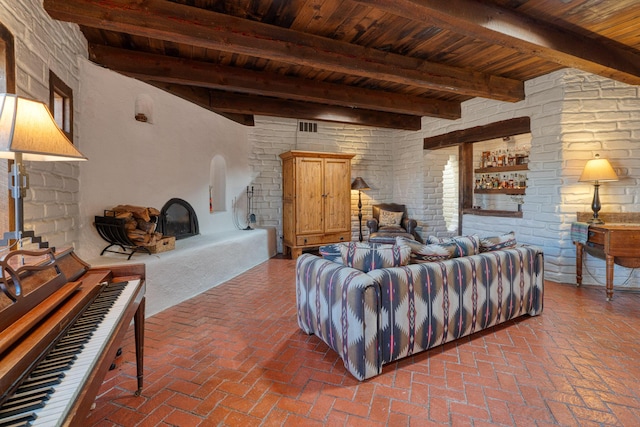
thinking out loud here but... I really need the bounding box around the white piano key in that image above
[30,279,140,427]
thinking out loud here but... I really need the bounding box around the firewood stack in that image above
[110,205,163,247]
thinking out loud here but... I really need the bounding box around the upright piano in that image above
[0,247,145,426]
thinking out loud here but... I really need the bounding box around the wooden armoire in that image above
[280,151,355,259]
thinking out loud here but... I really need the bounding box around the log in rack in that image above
[94,210,154,260]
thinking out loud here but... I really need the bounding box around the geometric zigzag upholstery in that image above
[296,246,544,380]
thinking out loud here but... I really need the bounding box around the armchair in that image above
[367,203,421,243]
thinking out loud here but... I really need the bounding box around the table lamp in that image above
[0,93,87,249]
[351,177,370,242]
[578,154,618,225]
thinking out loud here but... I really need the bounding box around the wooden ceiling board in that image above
[47,0,640,130]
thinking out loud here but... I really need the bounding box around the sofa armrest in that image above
[296,254,382,380]
[366,218,379,232]
[402,218,418,236]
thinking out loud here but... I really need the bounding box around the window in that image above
[49,71,73,140]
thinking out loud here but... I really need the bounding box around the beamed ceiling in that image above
[43,0,640,131]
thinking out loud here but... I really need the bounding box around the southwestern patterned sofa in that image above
[296,235,544,380]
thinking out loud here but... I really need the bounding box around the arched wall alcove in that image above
[210,155,227,212]
[134,94,154,123]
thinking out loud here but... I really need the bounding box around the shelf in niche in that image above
[474,164,529,173]
[474,188,525,195]
[463,208,523,218]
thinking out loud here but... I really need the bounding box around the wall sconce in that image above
[351,177,370,242]
[0,93,87,248]
[578,154,618,224]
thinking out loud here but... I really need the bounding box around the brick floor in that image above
[86,257,640,426]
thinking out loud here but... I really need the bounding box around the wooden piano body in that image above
[0,247,145,426]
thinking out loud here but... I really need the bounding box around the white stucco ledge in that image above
[84,227,277,317]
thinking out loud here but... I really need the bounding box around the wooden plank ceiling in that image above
[43,0,640,130]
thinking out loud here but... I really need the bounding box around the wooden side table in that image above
[574,223,640,300]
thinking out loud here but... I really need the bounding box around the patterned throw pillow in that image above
[396,236,454,263]
[319,243,343,263]
[425,234,480,257]
[340,242,411,273]
[378,209,404,227]
[480,231,517,252]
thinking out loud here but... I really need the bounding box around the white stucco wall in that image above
[76,60,253,259]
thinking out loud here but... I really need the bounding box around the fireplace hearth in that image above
[159,198,199,240]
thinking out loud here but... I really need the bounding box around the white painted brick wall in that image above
[247,117,395,253]
[0,0,87,249]
[409,68,640,288]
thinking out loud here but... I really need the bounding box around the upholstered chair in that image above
[366,203,420,244]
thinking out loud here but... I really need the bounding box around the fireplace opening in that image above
[159,198,199,240]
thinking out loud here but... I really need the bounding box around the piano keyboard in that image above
[0,279,140,427]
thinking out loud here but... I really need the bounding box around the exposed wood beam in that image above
[143,80,255,126]
[44,0,523,102]
[423,117,531,150]
[89,44,461,120]
[353,0,640,85]
[147,83,423,131]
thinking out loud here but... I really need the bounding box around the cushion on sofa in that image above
[378,209,404,227]
[340,241,411,272]
[319,243,343,263]
[396,236,455,263]
[480,231,517,252]
[426,234,480,257]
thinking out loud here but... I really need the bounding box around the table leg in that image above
[606,254,614,301]
[575,242,583,286]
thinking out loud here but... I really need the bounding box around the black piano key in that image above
[4,388,53,406]
[0,392,49,417]
[31,359,76,376]
[18,373,64,392]
[46,345,85,360]
[0,411,35,427]
[0,280,129,424]
[37,352,77,366]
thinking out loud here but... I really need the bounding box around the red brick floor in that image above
[87,257,640,426]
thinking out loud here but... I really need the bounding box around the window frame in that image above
[49,70,74,141]
[1,22,16,238]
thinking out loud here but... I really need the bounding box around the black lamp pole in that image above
[351,177,370,242]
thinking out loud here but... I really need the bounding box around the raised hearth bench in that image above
[84,228,276,316]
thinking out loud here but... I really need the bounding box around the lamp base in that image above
[0,230,50,249]
[587,217,604,225]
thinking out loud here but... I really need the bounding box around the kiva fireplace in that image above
[158,198,199,240]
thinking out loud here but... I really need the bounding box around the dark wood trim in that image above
[458,142,473,235]
[49,70,74,141]
[424,117,531,150]
[0,23,15,93]
[1,22,16,236]
[462,208,523,218]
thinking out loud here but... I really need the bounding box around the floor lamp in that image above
[578,154,618,225]
[351,177,370,242]
[0,93,87,249]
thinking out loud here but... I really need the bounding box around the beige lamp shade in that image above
[578,155,618,183]
[0,93,87,161]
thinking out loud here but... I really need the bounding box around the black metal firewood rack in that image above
[94,210,153,260]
